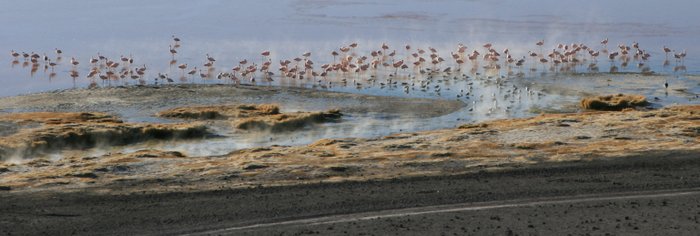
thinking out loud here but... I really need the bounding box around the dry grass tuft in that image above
[157,104,281,120]
[580,94,648,111]
[235,109,342,132]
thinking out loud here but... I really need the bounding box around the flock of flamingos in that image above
[8,36,688,94]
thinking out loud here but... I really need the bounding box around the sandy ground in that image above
[0,85,699,235]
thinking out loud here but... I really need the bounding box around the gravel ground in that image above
[1,151,700,235]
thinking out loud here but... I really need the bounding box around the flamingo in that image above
[120,55,129,64]
[679,49,687,63]
[70,57,79,66]
[261,50,270,64]
[206,54,216,63]
[47,59,57,71]
[392,60,403,75]
[600,38,608,51]
[331,51,339,62]
[169,45,177,58]
[178,63,187,73]
[590,50,600,62]
[199,69,208,80]
[663,46,671,59]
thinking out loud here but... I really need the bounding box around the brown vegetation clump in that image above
[157,104,280,120]
[158,104,342,132]
[235,109,342,132]
[580,94,648,111]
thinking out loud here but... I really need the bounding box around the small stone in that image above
[69,172,98,178]
[243,163,268,170]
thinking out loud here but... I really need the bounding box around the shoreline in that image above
[0,83,698,235]
[0,101,697,193]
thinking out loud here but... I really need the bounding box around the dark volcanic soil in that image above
[1,151,699,235]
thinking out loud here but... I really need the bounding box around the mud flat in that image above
[0,112,211,161]
[0,84,465,119]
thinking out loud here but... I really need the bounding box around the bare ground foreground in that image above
[0,85,699,235]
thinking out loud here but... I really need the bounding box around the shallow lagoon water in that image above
[1,0,699,158]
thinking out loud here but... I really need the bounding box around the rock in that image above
[431,152,453,157]
[458,123,488,129]
[384,144,413,150]
[243,163,269,170]
[68,172,98,178]
[329,166,349,172]
[682,127,700,137]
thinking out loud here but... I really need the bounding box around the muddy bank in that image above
[0,112,211,161]
[1,105,697,192]
[0,84,466,120]
[158,104,282,120]
[234,109,341,132]
[158,104,343,132]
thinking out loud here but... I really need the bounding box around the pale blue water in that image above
[1,0,697,97]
